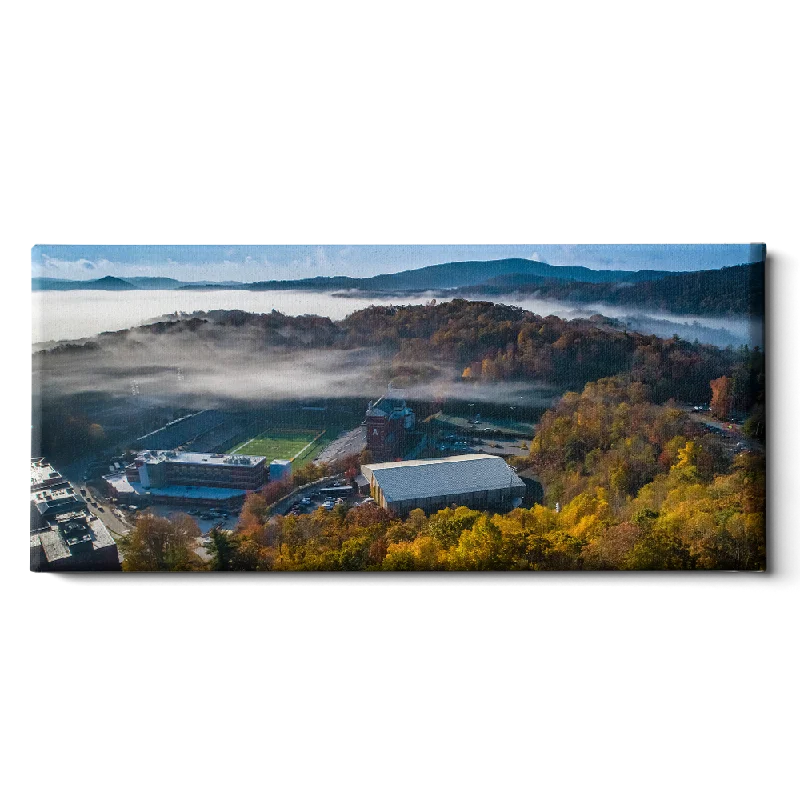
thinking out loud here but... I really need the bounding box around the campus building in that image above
[30,510,120,572]
[125,450,267,490]
[361,453,526,516]
[366,396,415,461]
[30,459,120,572]
[104,450,267,508]
[30,458,86,528]
[269,459,292,481]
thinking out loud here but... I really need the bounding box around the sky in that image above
[31,244,762,283]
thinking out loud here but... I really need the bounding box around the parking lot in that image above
[146,504,236,534]
[434,432,530,458]
[272,478,374,518]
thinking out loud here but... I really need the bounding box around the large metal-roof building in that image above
[361,454,526,515]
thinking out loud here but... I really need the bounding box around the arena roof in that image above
[362,454,524,503]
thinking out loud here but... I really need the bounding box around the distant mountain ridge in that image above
[460,262,764,316]
[31,257,681,293]
[33,275,137,291]
[361,258,674,290]
[32,275,242,291]
[31,257,764,316]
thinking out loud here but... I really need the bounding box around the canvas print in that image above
[30,244,766,572]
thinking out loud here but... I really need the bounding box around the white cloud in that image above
[42,256,97,271]
[314,246,332,272]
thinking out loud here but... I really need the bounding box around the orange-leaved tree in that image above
[709,376,732,420]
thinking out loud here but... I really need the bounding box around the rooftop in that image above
[30,458,66,491]
[31,484,84,516]
[362,454,524,503]
[367,396,414,419]
[105,472,248,500]
[32,512,116,564]
[135,450,265,467]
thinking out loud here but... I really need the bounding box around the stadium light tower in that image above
[131,380,144,436]
[176,366,185,407]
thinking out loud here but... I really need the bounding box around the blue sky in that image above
[31,244,762,282]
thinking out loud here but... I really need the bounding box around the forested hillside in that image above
[464,262,764,316]
[161,378,763,572]
[343,300,763,408]
[34,300,765,462]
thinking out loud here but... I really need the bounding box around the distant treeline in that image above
[460,262,764,317]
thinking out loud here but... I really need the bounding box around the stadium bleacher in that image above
[136,410,228,451]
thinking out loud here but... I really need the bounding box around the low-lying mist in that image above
[468,294,761,349]
[33,325,561,411]
[32,287,760,349]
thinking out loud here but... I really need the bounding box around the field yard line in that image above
[230,433,259,454]
[292,430,326,461]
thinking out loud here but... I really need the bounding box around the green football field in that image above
[227,428,329,468]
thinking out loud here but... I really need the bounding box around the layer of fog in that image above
[34,326,561,410]
[471,294,760,349]
[32,288,761,350]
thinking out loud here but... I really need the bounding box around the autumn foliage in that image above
[121,513,205,572]
[710,376,732,419]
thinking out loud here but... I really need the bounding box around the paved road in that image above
[81,488,132,538]
[314,425,365,464]
[690,412,764,454]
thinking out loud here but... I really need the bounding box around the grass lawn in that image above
[223,404,366,471]
[228,429,320,459]
[292,430,339,469]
